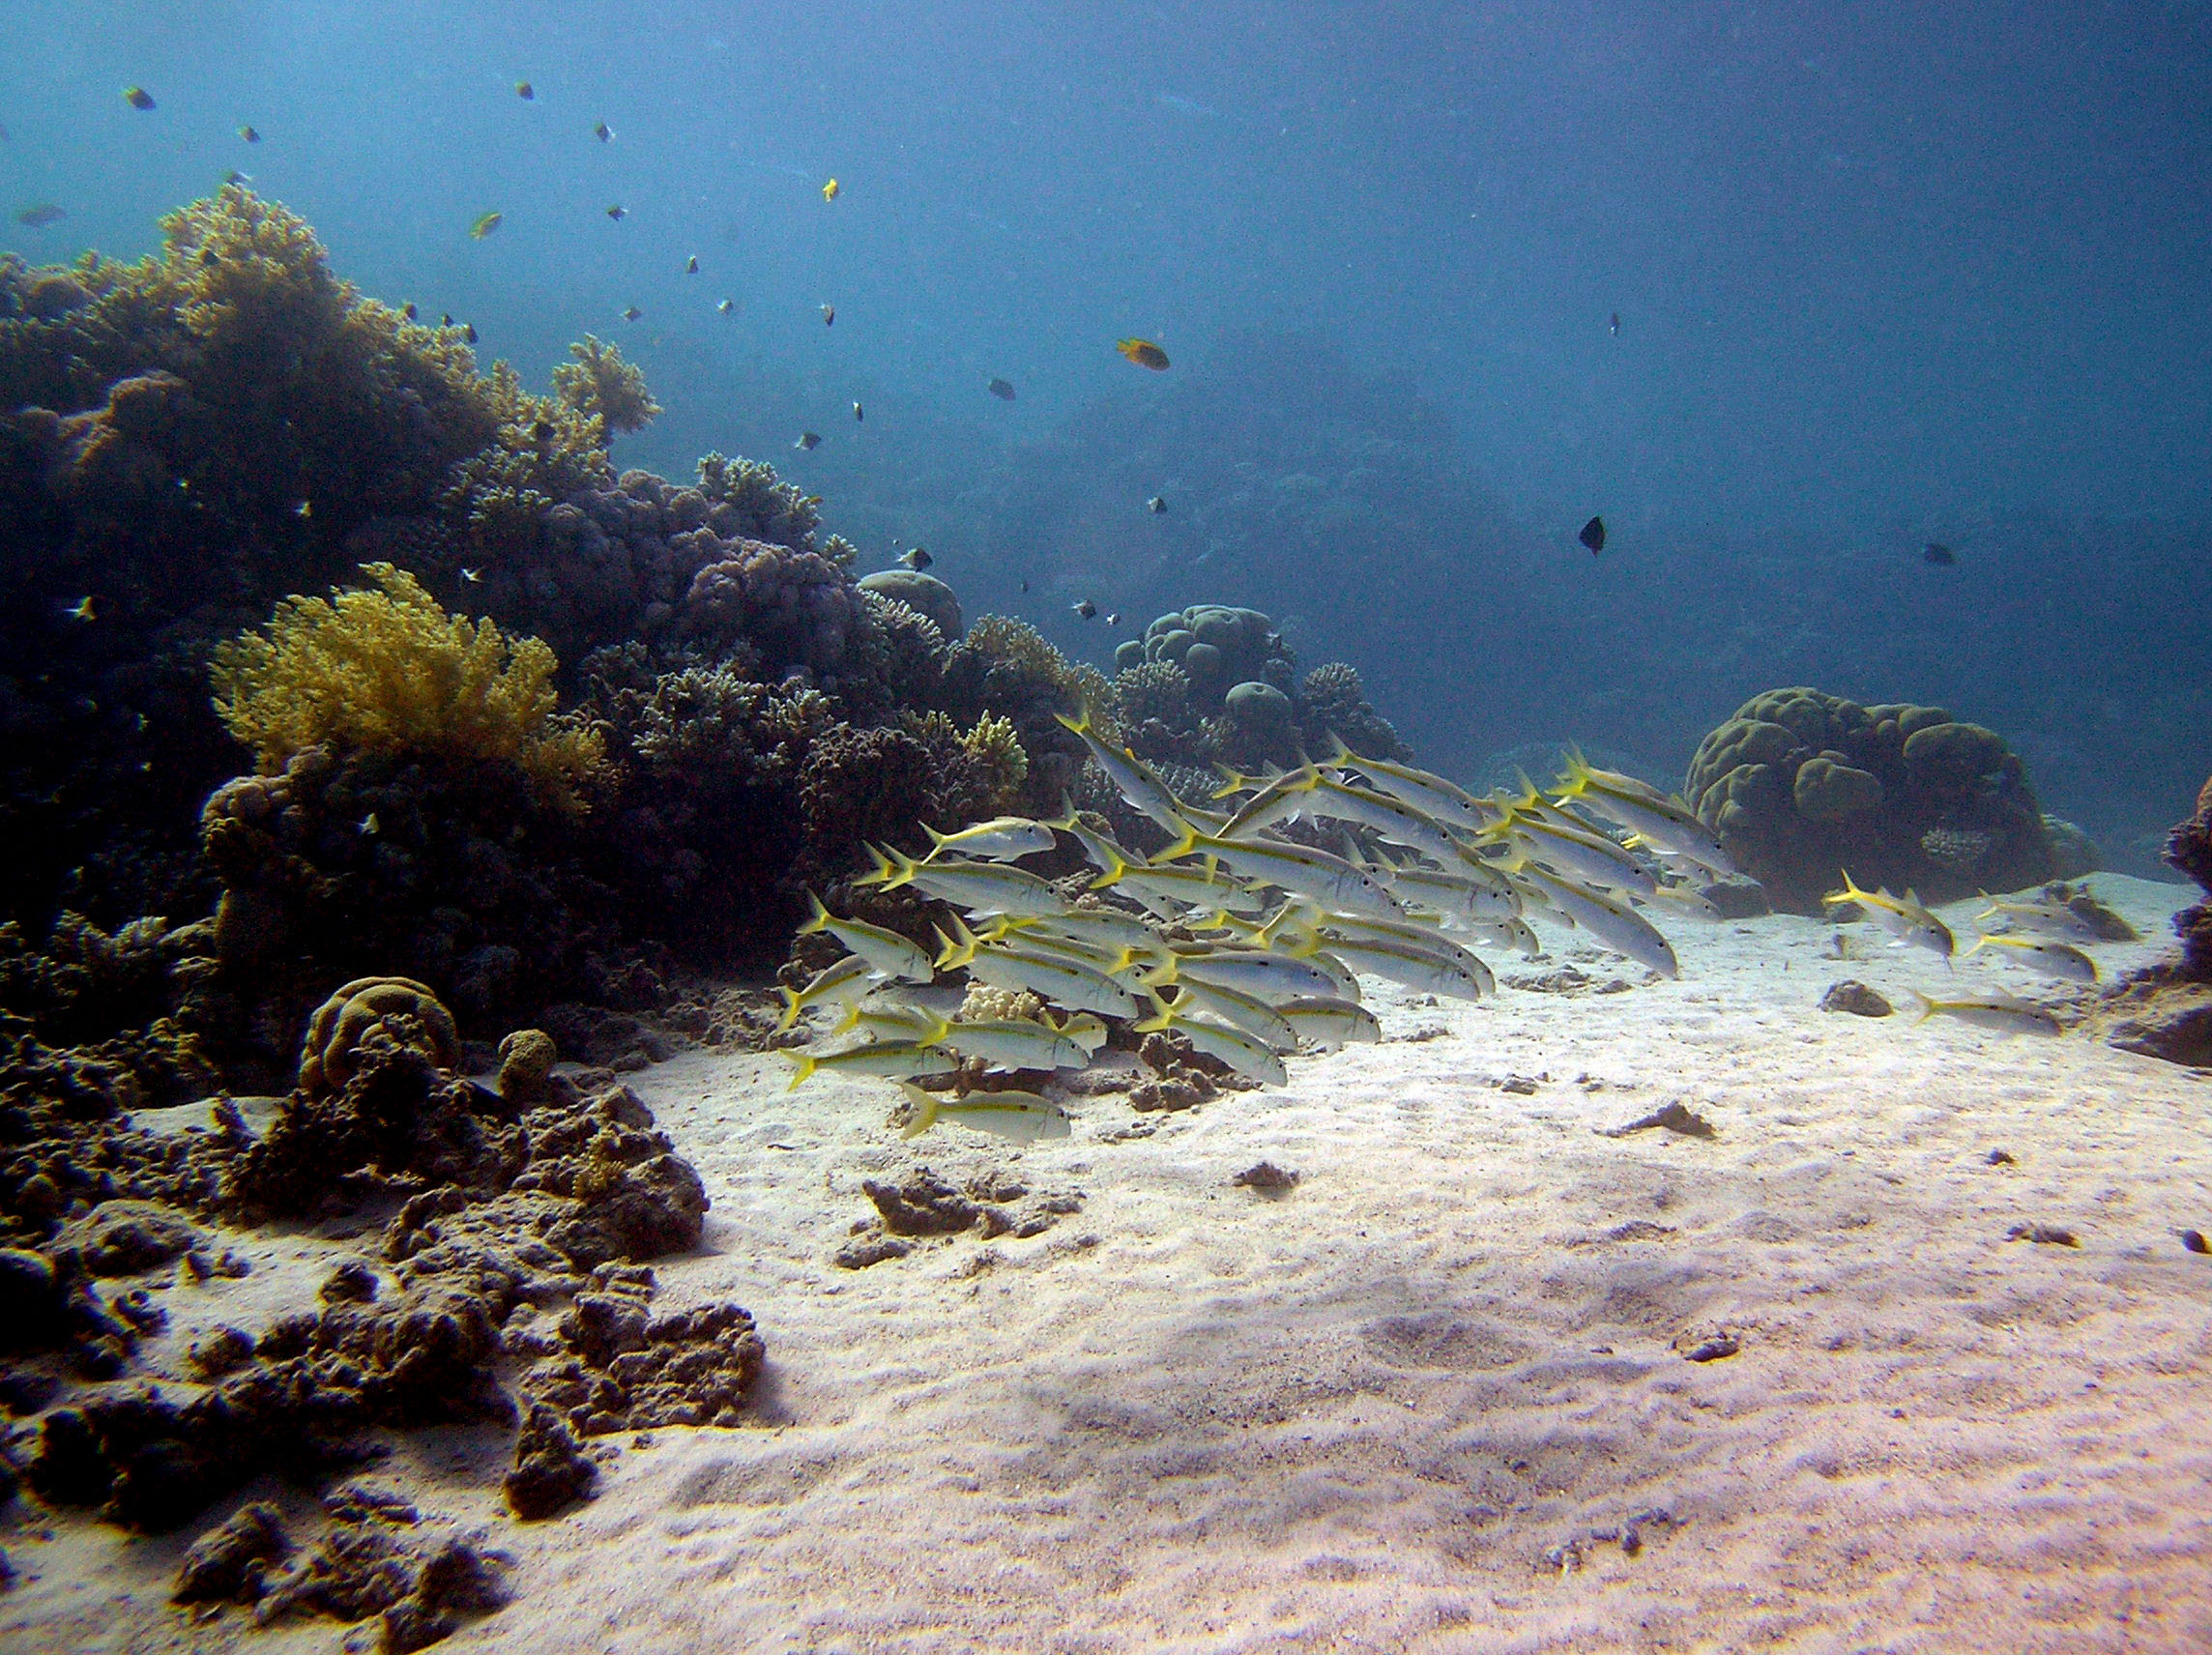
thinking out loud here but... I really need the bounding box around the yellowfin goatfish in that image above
[1974,894,2110,944]
[920,817,1056,863]
[1906,989,2061,1035]
[1324,737,1496,832]
[782,1040,957,1089]
[1154,945,1356,1005]
[1158,823,1404,920]
[1276,997,1382,1049]
[1509,861,1680,978]
[797,891,934,980]
[1135,995,1289,1086]
[1292,928,1492,1001]
[921,1016,1095,1072]
[1055,710,1188,833]
[776,952,881,1031]
[897,1082,1070,1143]
[470,211,504,239]
[1117,337,1170,370]
[1159,975,1297,1050]
[830,1002,942,1042]
[1823,870,1954,960]
[1964,932,2098,984]
[1553,748,1737,877]
[860,843,1068,918]
[944,934,1144,1020]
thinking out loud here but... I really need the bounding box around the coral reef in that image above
[551,334,660,436]
[2168,773,2212,980]
[1683,688,2054,914]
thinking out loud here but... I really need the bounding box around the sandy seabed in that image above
[8,874,2211,1655]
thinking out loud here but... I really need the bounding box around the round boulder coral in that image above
[1684,686,2053,914]
[298,976,462,1097]
[857,569,964,641]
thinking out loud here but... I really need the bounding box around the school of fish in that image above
[780,725,1746,1138]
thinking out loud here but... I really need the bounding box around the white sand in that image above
[10,875,2212,1653]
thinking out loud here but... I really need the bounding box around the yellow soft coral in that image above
[210,563,604,806]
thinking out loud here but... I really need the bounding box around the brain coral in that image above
[1683,687,2054,913]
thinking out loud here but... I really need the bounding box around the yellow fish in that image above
[469,210,503,240]
[1117,337,1170,370]
[822,177,840,202]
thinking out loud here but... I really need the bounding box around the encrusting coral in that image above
[1683,687,2054,914]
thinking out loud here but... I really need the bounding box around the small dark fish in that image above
[605,204,626,221]
[1020,579,1030,593]
[402,302,418,321]
[64,595,100,623]
[593,121,613,142]
[221,169,250,186]
[238,125,261,143]
[532,420,554,443]
[684,254,698,275]
[14,203,66,228]
[442,313,454,327]
[1072,598,1097,619]
[463,322,478,343]
[200,248,218,267]
[123,86,156,111]
[987,377,1016,400]
[794,431,821,450]
[1117,337,1170,370]
[514,80,535,101]
[1578,515,1606,555]
[821,303,835,326]
[1923,541,1956,566]
[716,299,735,314]
[1609,311,1620,336]
[622,305,642,321]
[1147,495,1167,514]
[898,546,932,570]
[853,400,863,421]
[1105,611,1121,626]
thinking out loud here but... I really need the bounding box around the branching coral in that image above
[209,564,604,808]
[1298,660,1411,761]
[960,712,1030,809]
[693,452,821,551]
[551,335,660,437]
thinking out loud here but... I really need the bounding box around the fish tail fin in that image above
[897,1081,940,1140]
[829,1002,863,1036]
[798,889,832,934]
[940,913,983,967]
[1962,934,1993,959]
[1324,731,1357,768]
[1906,989,1936,1025]
[851,843,895,887]
[1159,819,1201,861]
[1132,992,1177,1033]
[1053,709,1089,738]
[930,925,963,972]
[1047,793,1082,830]
[920,822,950,855]
[782,1051,817,1090]
[916,1012,953,1048]
[1089,842,1131,890]
[774,985,804,1032]
[1137,958,1178,990]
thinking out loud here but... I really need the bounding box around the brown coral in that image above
[297,976,462,1097]
[1684,687,2053,913]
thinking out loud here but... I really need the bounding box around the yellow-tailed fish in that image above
[1324,736,1496,831]
[1964,932,2097,984]
[1295,929,1490,1001]
[830,1001,941,1042]
[1298,910,1498,994]
[1056,1012,1110,1055]
[797,890,934,980]
[1449,914,1542,957]
[1906,989,2061,1035]
[859,843,1067,918]
[776,952,880,1031]
[1135,995,1288,1085]
[921,816,1057,863]
[924,1016,1094,1072]
[1214,765,1320,838]
[1159,974,1296,1050]
[1276,996,1382,1049]
[1054,710,1188,832]
[1553,748,1738,877]
[822,177,840,202]
[1366,857,1524,921]
[937,920,1143,1018]
[1823,870,1954,959]
[1157,822,1404,920]
[1007,904,1170,954]
[1117,337,1170,370]
[782,1041,956,1090]
[1510,861,1680,978]
[1974,894,2107,944]
[1154,944,1356,1004]
[1485,803,1660,897]
[897,1082,1070,1143]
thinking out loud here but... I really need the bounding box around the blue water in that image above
[5,0,2207,864]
